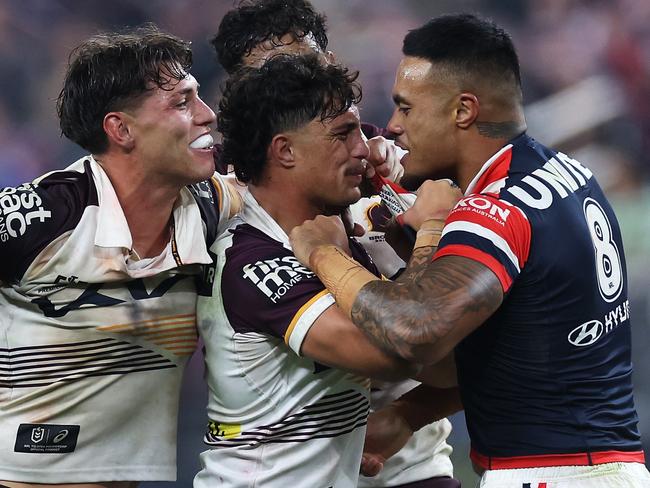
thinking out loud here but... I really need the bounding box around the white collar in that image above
[240,190,293,251]
[90,156,211,265]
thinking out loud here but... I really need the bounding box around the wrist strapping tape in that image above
[309,245,380,317]
[414,219,446,250]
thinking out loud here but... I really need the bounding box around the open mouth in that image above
[189,133,214,150]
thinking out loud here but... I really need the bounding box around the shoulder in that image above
[220,224,331,343]
[0,159,98,283]
[188,173,243,244]
[222,224,316,301]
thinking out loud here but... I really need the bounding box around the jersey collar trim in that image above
[90,156,211,265]
[91,156,133,250]
[240,191,292,251]
[464,143,513,197]
[464,133,529,196]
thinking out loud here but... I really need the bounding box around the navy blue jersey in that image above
[434,134,642,468]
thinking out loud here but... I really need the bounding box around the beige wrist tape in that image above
[414,219,446,249]
[309,245,380,317]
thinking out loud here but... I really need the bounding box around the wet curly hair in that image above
[217,54,361,184]
[211,0,328,74]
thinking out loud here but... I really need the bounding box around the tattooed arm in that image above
[290,179,502,364]
[352,252,503,364]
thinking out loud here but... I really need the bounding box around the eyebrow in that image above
[176,80,200,96]
[330,120,360,133]
[392,93,409,106]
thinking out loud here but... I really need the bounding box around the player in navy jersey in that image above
[290,13,650,488]
[0,25,239,487]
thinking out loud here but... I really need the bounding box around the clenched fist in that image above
[290,215,350,268]
[401,179,463,230]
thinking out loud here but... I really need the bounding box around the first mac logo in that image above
[15,423,79,453]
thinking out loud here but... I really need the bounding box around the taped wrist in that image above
[309,245,381,317]
[414,219,445,250]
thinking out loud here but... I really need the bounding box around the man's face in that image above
[126,70,216,186]
[387,56,458,187]
[290,107,369,213]
[243,32,331,68]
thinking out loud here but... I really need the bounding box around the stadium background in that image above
[0,0,648,485]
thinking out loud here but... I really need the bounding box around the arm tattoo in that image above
[350,255,503,363]
[476,120,523,139]
[398,244,437,283]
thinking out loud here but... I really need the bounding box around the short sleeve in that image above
[433,194,531,292]
[0,170,94,284]
[221,237,334,355]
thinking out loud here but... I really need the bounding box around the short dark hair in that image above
[403,13,521,87]
[211,0,328,74]
[218,54,361,184]
[57,24,193,154]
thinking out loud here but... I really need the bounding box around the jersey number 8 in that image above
[583,197,623,303]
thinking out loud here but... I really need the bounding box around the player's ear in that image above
[456,93,479,129]
[269,133,296,169]
[104,112,136,151]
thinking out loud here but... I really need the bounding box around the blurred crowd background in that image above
[1,0,649,486]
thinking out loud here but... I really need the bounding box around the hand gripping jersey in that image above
[195,191,377,488]
[0,156,233,483]
[434,134,643,469]
[351,198,455,487]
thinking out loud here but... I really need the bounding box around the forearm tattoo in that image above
[350,255,502,362]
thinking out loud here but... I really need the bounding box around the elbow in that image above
[402,344,437,364]
[395,337,448,365]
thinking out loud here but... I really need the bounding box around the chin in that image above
[399,173,428,192]
[191,159,217,182]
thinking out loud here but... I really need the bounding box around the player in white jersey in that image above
[195,54,428,488]
[0,25,239,487]
[210,3,460,486]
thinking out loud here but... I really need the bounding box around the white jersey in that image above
[0,156,233,483]
[196,191,376,488]
[351,198,455,487]
[349,196,405,279]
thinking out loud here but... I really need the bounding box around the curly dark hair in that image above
[218,54,361,184]
[211,0,328,74]
[57,23,192,154]
[404,13,521,87]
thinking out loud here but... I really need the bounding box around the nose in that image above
[352,134,369,160]
[194,96,216,126]
[386,108,403,135]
